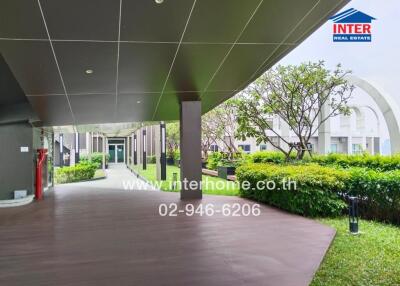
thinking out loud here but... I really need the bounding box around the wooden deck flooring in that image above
[0,169,334,286]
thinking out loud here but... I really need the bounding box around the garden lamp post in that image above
[143,129,147,170]
[133,134,137,165]
[75,132,79,164]
[59,133,64,167]
[348,196,359,234]
[160,122,166,180]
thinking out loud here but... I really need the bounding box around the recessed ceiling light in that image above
[137,100,141,104]
[155,0,164,4]
[85,69,93,75]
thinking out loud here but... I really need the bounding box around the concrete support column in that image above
[318,101,331,154]
[347,136,353,155]
[370,137,375,155]
[180,101,202,200]
[280,118,290,151]
[362,136,367,152]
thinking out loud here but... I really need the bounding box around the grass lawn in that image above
[311,217,400,286]
[131,164,239,196]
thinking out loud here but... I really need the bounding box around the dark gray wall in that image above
[0,122,34,200]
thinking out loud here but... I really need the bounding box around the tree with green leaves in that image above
[166,122,179,159]
[202,100,238,160]
[234,61,354,160]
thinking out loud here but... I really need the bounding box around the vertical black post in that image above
[59,133,64,167]
[349,196,359,234]
[180,101,202,199]
[142,129,147,170]
[133,134,137,165]
[51,132,55,186]
[160,122,167,180]
[75,132,80,164]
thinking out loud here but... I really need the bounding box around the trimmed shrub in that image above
[147,155,156,164]
[207,152,225,170]
[206,151,248,170]
[250,151,400,171]
[308,153,400,171]
[80,152,109,168]
[251,151,297,164]
[345,168,400,224]
[55,162,98,184]
[236,163,348,217]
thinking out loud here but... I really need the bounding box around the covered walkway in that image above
[0,169,335,286]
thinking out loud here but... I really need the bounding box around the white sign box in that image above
[20,147,29,153]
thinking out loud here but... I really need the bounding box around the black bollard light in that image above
[348,196,359,234]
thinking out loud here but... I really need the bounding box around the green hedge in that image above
[346,168,400,224]
[147,155,156,164]
[309,153,400,171]
[236,163,348,217]
[55,162,98,184]
[237,162,400,224]
[250,151,400,171]
[80,152,109,168]
[206,151,248,170]
[251,151,297,164]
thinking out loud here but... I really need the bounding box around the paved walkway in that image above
[0,166,335,286]
[70,163,158,191]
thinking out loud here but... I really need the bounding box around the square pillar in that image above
[180,101,202,199]
[318,100,331,154]
[155,122,167,181]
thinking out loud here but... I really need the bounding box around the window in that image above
[330,144,338,153]
[352,144,363,154]
[238,144,251,153]
[259,144,267,151]
[210,145,218,152]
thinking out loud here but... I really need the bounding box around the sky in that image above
[277,0,399,153]
[279,0,399,97]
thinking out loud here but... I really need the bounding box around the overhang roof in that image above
[0,0,348,127]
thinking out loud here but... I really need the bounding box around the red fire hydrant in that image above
[35,149,48,200]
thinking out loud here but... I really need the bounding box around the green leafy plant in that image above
[345,167,400,224]
[55,162,98,184]
[80,152,110,168]
[236,163,349,217]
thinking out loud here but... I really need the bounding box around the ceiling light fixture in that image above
[137,100,141,104]
[155,0,164,4]
[85,69,94,75]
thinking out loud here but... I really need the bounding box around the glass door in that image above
[108,145,116,163]
[117,144,124,163]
